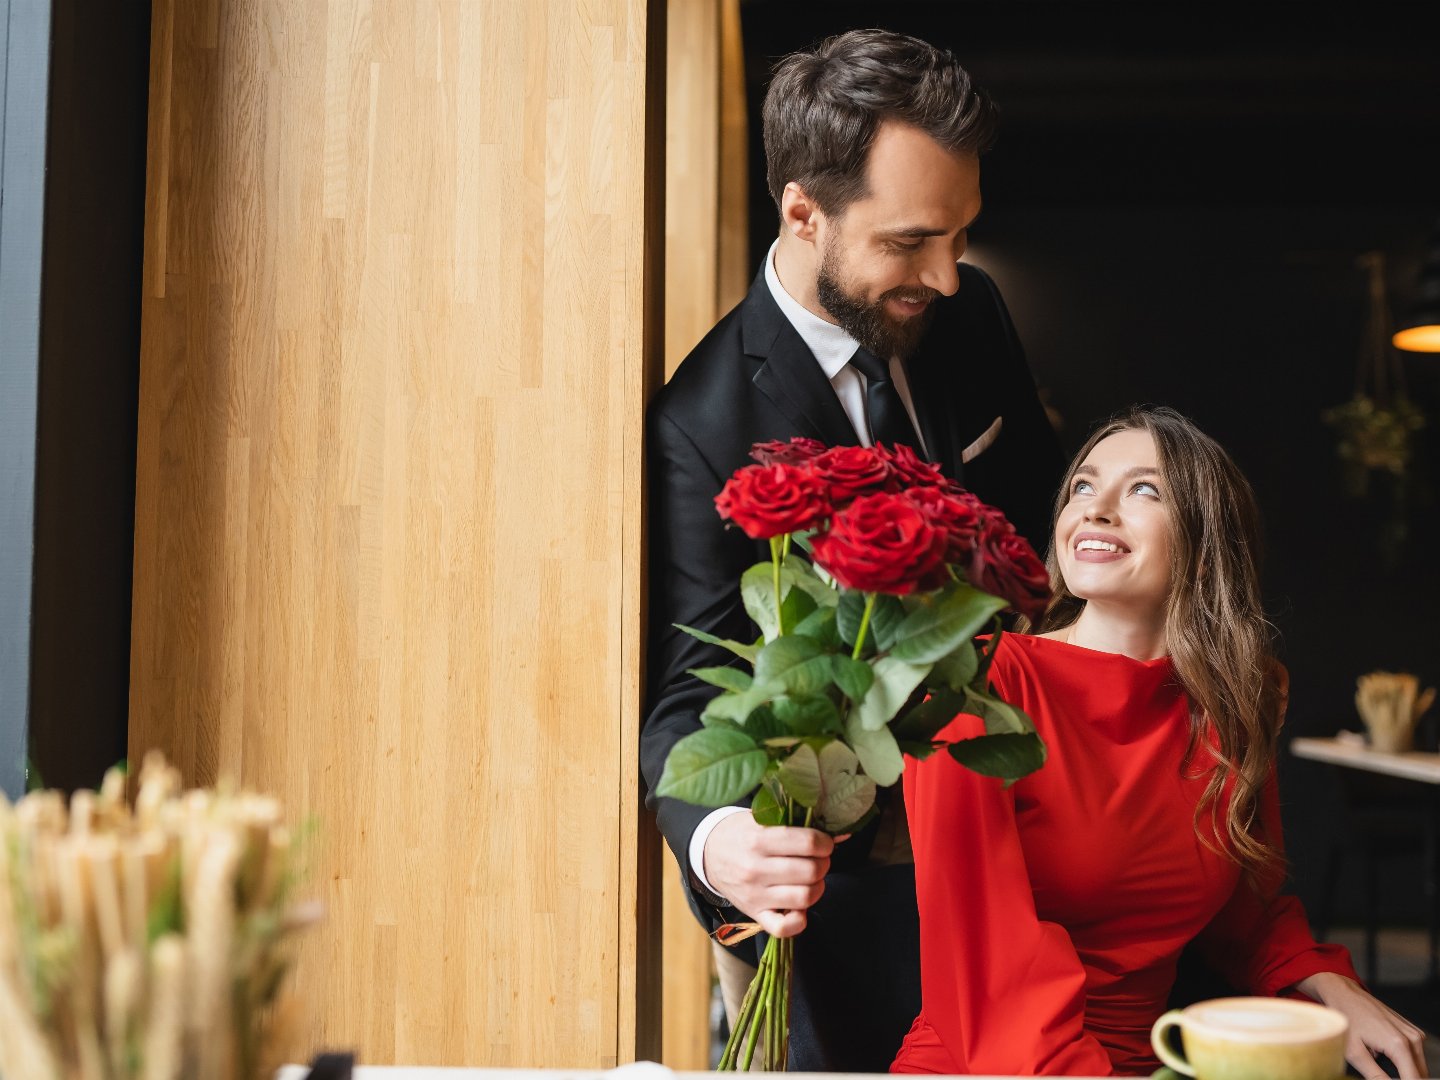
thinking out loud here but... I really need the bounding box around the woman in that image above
[892,407,1428,1078]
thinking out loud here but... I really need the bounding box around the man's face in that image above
[812,122,982,359]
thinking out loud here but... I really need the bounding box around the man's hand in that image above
[703,812,835,938]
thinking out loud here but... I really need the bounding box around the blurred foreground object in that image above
[0,752,320,1080]
[1355,671,1437,753]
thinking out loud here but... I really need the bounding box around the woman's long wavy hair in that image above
[1025,406,1283,878]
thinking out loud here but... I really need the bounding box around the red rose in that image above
[750,437,827,467]
[876,443,944,489]
[968,517,1052,620]
[903,486,983,563]
[810,492,947,595]
[810,445,895,506]
[714,463,832,540]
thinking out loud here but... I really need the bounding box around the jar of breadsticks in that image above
[0,752,320,1080]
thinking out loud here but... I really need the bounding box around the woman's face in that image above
[1055,428,1173,614]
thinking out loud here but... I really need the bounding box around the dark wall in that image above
[740,1,1440,925]
[28,1,151,791]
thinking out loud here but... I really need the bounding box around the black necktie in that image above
[848,347,921,451]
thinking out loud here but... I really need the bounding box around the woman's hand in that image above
[1293,972,1429,1079]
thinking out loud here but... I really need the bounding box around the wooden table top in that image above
[1290,735,1440,785]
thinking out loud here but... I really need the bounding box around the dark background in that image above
[740,1,1440,940]
[28,1,150,791]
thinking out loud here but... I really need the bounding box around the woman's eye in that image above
[1071,480,1094,495]
[1132,481,1160,497]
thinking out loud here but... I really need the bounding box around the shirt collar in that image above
[763,240,862,379]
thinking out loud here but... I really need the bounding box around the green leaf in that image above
[743,704,786,742]
[741,562,783,642]
[772,694,842,736]
[946,732,1047,782]
[689,666,753,693]
[699,712,741,731]
[929,641,979,691]
[753,636,834,697]
[701,687,769,726]
[777,743,823,808]
[656,728,767,807]
[674,623,758,664]
[898,739,943,761]
[781,561,839,609]
[750,780,786,826]
[972,620,1004,683]
[892,687,965,744]
[889,584,1008,664]
[813,740,878,832]
[779,584,818,632]
[791,605,841,649]
[963,688,1032,735]
[854,655,931,731]
[837,591,868,651]
[836,591,905,651]
[844,715,905,786]
[831,655,875,703]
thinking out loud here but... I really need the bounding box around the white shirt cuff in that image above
[689,805,751,898]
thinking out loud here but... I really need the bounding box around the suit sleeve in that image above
[1188,766,1360,995]
[899,708,1115,1076]
[641,405,762,927]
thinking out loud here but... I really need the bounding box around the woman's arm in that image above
[898,707,1114,1076]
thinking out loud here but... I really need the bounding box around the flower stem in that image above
[851,592,878,660]
[770,537,785,636]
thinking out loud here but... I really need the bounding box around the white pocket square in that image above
[960,415,1003,464]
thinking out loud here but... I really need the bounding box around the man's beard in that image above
[815,244,939,360]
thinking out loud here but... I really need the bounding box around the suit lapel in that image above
[741,270,859,448]
[902,336,961,477]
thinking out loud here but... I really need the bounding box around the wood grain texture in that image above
[658,0,750,1066]
[130,0,663,1065]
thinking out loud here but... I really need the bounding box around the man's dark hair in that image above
[762,29,997,217]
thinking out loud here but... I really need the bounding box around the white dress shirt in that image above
[687,242,930,897]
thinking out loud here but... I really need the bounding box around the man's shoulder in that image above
[650,298,755,424]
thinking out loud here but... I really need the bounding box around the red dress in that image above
[892,634,1358,1076]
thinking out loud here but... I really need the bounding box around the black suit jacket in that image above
[642,262,1063,1069]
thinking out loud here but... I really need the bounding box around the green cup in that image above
[1150,997,1348,1080]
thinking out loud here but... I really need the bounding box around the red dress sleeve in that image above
[1190,762,1360,995]
[897,707,1115,1076]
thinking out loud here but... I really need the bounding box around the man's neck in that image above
[773,232,836,324]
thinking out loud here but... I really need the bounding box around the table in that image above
[276,1069,1117,1080]
[1290,736,1440,984]
[1290,736,1440,785]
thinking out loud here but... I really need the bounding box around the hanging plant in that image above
[1322,252,1429,556]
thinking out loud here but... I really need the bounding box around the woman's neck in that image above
[1051,602,1168,662]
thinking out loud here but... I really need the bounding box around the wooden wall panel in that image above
[659,0,749,1067]
[131,0,662,1066]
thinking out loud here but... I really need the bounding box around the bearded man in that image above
[641,28,1064,1070]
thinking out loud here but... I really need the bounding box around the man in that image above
[642,29,1064,1071]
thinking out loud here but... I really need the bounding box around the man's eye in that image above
[886,240,922,253]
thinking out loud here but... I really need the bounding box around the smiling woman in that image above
[895,406,1430,1078]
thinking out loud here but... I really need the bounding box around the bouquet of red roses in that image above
[656,438,1052,1071]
